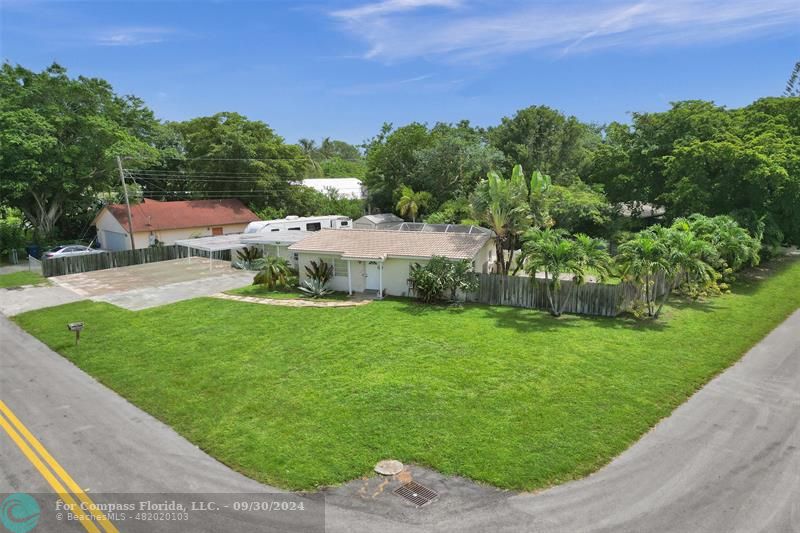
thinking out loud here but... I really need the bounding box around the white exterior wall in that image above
[295,238,495,297]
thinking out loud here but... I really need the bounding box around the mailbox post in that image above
[67,322,84,345]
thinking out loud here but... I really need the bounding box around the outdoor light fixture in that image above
[67,322,84,345]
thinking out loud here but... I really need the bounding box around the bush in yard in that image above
[298,279,335,298]
[409,256,478,303]
[304,259,333,284]
[298,259,335,298]
[233,247,263,270]
[672,215,760,280]
[253,256,292,290]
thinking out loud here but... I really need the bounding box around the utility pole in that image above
[116,156,137,251]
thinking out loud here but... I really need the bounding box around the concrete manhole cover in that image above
[374,459,404,476]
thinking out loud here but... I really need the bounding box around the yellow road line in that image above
[0,412,100,533]
[0,400,118,533]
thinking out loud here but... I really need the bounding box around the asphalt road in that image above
[1,311,798,533]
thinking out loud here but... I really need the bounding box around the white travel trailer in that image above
[244,215,352,234]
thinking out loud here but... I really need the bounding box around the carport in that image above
[174,235,248,271]
[240,231,308,268]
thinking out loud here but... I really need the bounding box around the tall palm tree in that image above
[471,164,531,274]
[396,185,432,223]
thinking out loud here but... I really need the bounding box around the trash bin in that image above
[25,244,41,259]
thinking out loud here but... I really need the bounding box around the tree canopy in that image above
[0,63,161,238]
[588,98,800,244]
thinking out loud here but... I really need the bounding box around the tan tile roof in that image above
[289,229,492,260]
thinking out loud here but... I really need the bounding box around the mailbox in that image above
[67,322,84,345]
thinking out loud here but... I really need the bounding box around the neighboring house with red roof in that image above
[92,199,260,251]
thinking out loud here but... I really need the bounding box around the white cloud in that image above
[333,73,464,95]
[95,27,175,46]
[332,0,461,20]
[330,0,800,62]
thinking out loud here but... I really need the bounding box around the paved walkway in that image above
[0,264,28,275]
[213,292,372,308]
[1,307,798,532]
[0,285,84,316]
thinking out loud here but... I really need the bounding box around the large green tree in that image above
[0,63,161,238]
[363,121,503,211]
[589,98,800,244]
[488,105,601,183]
[135,113,308,212]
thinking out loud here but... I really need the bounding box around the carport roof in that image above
[175,234,248,252]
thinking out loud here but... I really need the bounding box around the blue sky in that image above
[2,0,799,145]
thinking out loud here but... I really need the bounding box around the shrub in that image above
[298,279,335,298]
[233,247,263,270]
[409,256,478,303]
[304,259,334,284]
[253,256,292,290]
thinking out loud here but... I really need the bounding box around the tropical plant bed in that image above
[0,271,48,289]
[13,256,800,491]
[226,285,351,302]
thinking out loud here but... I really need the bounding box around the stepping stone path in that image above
[213,292,372,308]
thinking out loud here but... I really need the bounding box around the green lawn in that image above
[0,271,47,288]
[226,284,351,301]
[14,257,800,491]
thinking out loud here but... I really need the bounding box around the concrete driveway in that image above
[35,257,253,312]
[1,310,798,532]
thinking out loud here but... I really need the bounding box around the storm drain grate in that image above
[393,481,438,507]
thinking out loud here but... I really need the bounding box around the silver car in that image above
[42,245,103,259]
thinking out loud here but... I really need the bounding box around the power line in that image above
[125,156,312,162]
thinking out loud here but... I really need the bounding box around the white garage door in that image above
[103,230,129,251]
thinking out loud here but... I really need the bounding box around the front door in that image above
[365,262,380,290]
[211,227,223,236]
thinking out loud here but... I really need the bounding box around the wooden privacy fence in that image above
[41,245,213,277]
[469,273,670,317]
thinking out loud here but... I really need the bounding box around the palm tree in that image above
[471,165,531,274]
[253,256,292,290]
[396,185,432,223]
[653,226,715,318]
[616,226,715,318]
[615,230,670,317]
[297,138,317,156]
[521,228,589,316]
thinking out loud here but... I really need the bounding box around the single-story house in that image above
[300,178,364,199]
[288,228,495,297]
[93,199,260,251]
[353,213,404,230]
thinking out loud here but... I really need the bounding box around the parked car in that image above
[42,245,103,259]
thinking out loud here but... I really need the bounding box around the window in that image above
[306,222,322,231]
[211,227,223,236]
[340,220,349,227]
[288,227,301,231]
[334,258,348,277]
[271,228,280,232]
